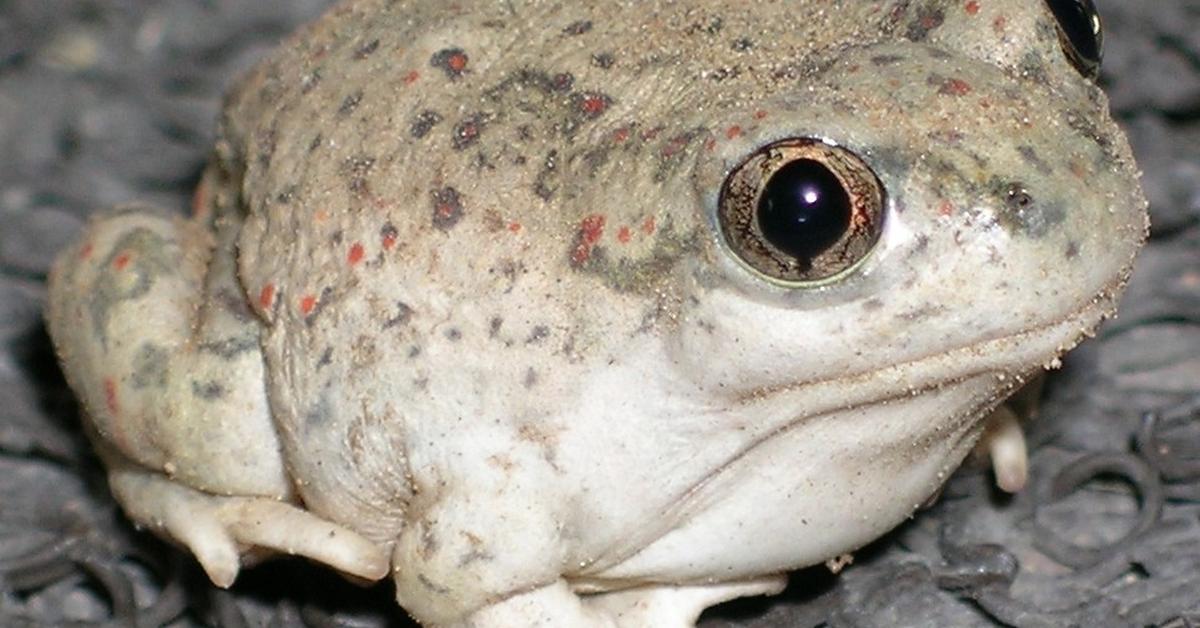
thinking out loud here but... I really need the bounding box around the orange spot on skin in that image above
[314,210,329,223]
[580,95,609,116]
[112,252,131,270]
[571,214,606,266]
[640,126,662,141]
[104,378,119,415]
[508,222,522,233]
[191,180,209,218]
[300,294,317,316]
[661,135,689,157]
[613,127,631,143]
[617,226,632,243]
[753,109,769,120]
[941,78,972,96]
[79,242,93,261]
[704,137,717,152]
[965,0,981,15]
[403,70,420,85]
[938,200,955,216]
[447,53,468,72]
[259,284,276,310]
[348,242,365,266]
[992,15,1007,33]
[642,215,656,235]
[726,125,743,140]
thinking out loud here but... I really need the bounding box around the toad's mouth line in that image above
[579,286,1121,580]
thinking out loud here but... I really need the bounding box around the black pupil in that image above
[756,158,851,266]
[1045,0,1101,66]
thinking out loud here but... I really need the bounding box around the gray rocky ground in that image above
[0,1,1197,626]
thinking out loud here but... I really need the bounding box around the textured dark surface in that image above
[0,1,1197,626]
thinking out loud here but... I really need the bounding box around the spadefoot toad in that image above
[46,0,1148,625]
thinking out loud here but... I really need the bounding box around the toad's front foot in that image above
[448,578,786,628]
[108,463,389,587]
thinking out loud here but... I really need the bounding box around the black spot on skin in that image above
[1017,50,1049,86]
[308,134,323,151]
[731,37,753,51]
[1063,109,1117,161]
[1065,241,1080,259]
[686,17,724,36]
[489,317,503,338]
[411,110,443,138]
[417,574,451,595]
[191,380,225,400]
[534,150,558,200]
[89,229,177,349]
[317,346,333,369]
[198,335,258,359]
[430,47,469,79]
[380,222,399,244]
[591,53,615,69]
[338,90,364,116]
[384,301,414,328]
[304,286,337,325]
[445,328,462,341]
[343,154,375,196]
[563,20,592,35]
[452,114,485,150]
[354,39,380,59]
[408,345,421,358]
[1017,145,1052,175]
[905,6,944,41]
[526,325,550,344]
[708,66,740,82]
[331,230,344,245]
[523,368,538,389]
[551,72,575,91]
[457,548,495,568]
[305,391,332,427]
[871,54,904,65]
[431,186,464,230]
[130,343,168,389]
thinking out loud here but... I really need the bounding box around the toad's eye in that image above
[717,138,885,285]
[1044,0,1103,79]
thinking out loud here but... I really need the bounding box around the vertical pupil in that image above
[756,158,851,265]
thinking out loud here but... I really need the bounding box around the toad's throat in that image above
[583,289,1118,578]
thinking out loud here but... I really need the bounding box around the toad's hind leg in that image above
[46,199,387,586]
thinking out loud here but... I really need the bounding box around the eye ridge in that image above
[717,138,886,285]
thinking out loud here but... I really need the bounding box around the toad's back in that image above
[217,0,903,538]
